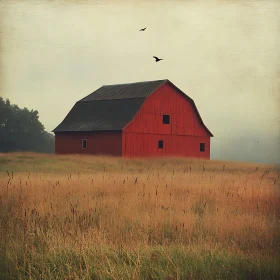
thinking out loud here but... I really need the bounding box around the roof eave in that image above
[53,129,122,133]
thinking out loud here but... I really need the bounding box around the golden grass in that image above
[0,152,279,279]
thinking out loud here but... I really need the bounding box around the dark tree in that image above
[0,97,54,153]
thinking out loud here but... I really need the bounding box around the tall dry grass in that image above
[0,153,279,279]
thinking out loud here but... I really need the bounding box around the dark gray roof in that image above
[52,98,146,132]
[52,79,213,136]
[79,79,167,101]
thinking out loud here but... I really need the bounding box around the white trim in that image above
[82,139,87,149]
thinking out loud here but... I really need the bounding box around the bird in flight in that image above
[153,56,163,62]
[140,27,147,31]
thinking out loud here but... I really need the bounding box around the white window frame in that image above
[82,139,87,149]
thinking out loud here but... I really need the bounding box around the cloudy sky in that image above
[0,0,279,164]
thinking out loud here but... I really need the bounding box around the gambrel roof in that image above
[52,79,213,136]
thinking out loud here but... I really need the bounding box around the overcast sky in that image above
[0,0,279,164]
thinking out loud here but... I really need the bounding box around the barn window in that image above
[158,140,164,149]
[163,114,170,124]
[82,139,87,149]
[200,143,205,152]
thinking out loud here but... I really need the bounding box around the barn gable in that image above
[165,81,213,137]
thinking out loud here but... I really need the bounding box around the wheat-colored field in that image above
[0,153,279,279]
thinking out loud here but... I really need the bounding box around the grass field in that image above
[0,152,279,279]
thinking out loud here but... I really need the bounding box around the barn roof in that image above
[52,79,213,136]
[79,79,167,101]
[52,98,146,132]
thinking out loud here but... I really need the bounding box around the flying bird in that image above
[153,56,163,62]
[140,27,147,31]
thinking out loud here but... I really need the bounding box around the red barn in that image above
[52,79,213,158]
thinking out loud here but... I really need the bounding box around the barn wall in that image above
[55,131,122,156]
[124,83,210,137]
[122,133,210,158]
[123,83,211,158]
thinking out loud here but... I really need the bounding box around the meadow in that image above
[0,152,279,280]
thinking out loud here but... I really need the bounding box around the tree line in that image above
[0,97,54,153]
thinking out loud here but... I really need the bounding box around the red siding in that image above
[55,131,122,156]
[123,83,211,158]
[123,133,210,158]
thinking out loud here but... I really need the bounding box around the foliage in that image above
[0,97,54,153]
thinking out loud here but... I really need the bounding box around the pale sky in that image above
[0,0,279,164]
